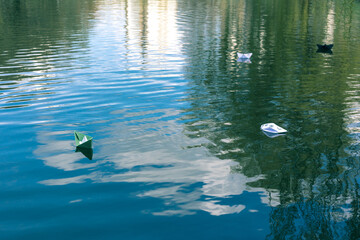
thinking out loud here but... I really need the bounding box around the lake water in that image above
[1,0,360,239]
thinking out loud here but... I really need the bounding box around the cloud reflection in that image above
[31,0,277,217]
[34,131,97,171]
[35,116,275,216]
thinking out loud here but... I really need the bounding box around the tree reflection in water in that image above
[3,0,358,238]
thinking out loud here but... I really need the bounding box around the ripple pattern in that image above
[1,0,360,239]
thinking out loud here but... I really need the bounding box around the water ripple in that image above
[1,0,360,238]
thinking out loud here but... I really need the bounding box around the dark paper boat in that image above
[74,131,93,149]
[76,146,93,160]
[316,44,333,54]
[317,44,333,51]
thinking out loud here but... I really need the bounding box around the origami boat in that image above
[76,146,93,160]
[74,131,93,149]
[317,44,333,51]
[316,44,333,54]
[237,53,252,59]
[260,123,287,134]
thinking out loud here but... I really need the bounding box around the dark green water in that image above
[1,0,360,239]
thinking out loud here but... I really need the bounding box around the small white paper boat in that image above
[260,123,287,134]
[237,53,252,59]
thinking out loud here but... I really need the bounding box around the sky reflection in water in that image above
[1,0,360,239]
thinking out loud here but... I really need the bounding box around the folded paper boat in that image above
[260,123,287,134]
[76,146,93,160]
[316,44,333,54]
[74,131,93,148]
[317,44,333,51]
[237,53,252,59]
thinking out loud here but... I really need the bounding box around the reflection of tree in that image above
[179,0,360,238]
[0,0,96,57]
[9,0,359,234]
[0,0,97,107]
[268,201,342,239]
[30,0,262,217]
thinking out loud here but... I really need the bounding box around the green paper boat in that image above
[76,146,93,160]
[74,131,93,149]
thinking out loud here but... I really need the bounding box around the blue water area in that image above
[1,0,360,239]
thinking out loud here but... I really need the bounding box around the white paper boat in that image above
[260,123,287,134]
[237,53,252,59]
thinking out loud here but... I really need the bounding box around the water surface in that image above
[1,0,360,239]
